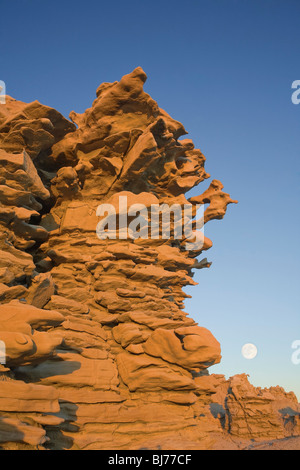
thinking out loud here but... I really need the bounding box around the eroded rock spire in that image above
[0,69,298,449]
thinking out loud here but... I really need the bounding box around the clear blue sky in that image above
[1,0,299,399]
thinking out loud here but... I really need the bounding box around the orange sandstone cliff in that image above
[0,68,299,450]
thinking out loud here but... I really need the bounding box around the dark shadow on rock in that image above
[13,357,81,383]
[210,403,226,430]
[278,407,300,432]
[45,401,79,450]
[279,406,299,417]
[0,417,25,446]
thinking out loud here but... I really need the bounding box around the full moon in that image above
[242,343,258,360]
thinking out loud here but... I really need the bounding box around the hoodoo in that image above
[0,68,299,450]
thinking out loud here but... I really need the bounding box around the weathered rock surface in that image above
[0,68,299,450]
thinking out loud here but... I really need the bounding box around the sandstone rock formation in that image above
[0,68,299,450]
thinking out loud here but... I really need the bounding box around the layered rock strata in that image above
[0,68,299,450]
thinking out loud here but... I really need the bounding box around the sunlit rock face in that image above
[0,69,299,450]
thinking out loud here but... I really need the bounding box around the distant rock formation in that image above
[0,68,299,450]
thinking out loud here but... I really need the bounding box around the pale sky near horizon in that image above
[1,0,299,399]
